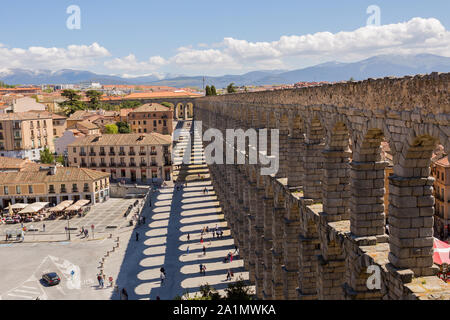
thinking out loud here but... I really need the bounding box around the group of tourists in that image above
[97,273,114,289]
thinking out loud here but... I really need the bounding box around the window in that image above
[74,157,77,164]
[163,120,167,126]
[158,120,161,124]
[28,185,33,194]
[53,129,57,135]
[16,186,21,194]
[4,186,8,195]
[84,183,89,191]
[144,129,147,133]
[73,147,76,153]
[121,170,126,177]
[143,121,146,125]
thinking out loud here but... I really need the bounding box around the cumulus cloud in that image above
[0,42,110,70]
[104,54,167,72]
[102,17,450,75]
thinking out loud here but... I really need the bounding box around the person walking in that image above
[97,274,102,287]
[187,233,190,241]
[199,264,203,275]
[160,272,165,285]
[160,267,166,277]
[200,236,204,244]
[42,224,46,232]
[109,276,114,287]
[226,270,231,281]
[202,245,206,256]
[230,252,233,263]
[121,288,128,300]
[143,216,146,224]
[234,245,238,255]
[202,265,206,276]
[136,232,139,241]
[186,245,190,255]
[205,226,209,233]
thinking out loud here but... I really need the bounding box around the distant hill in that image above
[1,54,449,88]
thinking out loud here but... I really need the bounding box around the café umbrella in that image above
[433,238,450,266]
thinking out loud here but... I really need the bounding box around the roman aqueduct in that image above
[194,73,450,300]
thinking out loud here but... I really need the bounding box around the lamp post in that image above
[67,216,71,241]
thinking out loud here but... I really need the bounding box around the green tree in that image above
[205,85,212,96]
[160,102,173,109]
[40,147,54,164]
[211,85,217,96]
[59,89,86,116]
[120,100,142,109]
[105,124,119,134]
[116,121,132,134]
[224,276,254,300]
[56,154,65,166]
[349,77,355,81]
[227,83,237,94]
[85,90,103,109]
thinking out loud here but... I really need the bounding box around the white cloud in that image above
[0,42,110,70]
[102,17,450,75]
[104,54,167,72]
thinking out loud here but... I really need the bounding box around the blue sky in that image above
[0,0,449,76]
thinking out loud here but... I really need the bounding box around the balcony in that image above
[14,134,22,140]
[119,163,126,167]
[99,152,106,156]
[80,163,87,168]
[100,162,106,167]
[90,163,97,168]
[89,152,96,156]
[165,160,173,166]
[129,152,136,156]
[140,162,147,167]
[83,188,89,193]
[150,162,158,167]
[109,152,116,156]
[48,188,55,194]
[139,152,146,156]
[72,188,79,193]
[129,163,137,167]
[150,151,157,156]
[79,152,86,156]
[119,152,126,156]
[109,163,116,167]
[60,188,67,194]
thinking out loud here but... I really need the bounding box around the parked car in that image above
[42,273,60,286]
[24,217,33,223]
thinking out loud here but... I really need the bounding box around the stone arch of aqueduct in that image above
[194,73,450,300]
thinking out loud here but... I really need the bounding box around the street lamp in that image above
[67,216,71,241]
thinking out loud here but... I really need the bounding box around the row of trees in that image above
[175,277,254,300]
[0,81,16,88]
[58,89,144,116]
[205,85,217,96]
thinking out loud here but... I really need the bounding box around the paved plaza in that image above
[0,120,251,300]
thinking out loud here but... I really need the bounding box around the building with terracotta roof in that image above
[0,156,49,172]
[128,103,173,135]
[432,155,450,240]
[0,111,55,160]
[67,120,101,136]
[67,133,173,184]
[0,166,110,208]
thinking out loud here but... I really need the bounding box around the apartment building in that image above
[128,103,173,135]
[0,166,110,208]
[67,133,173,183]
[432,156,450,240]
[0,112,54,160]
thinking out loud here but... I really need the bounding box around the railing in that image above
[129,163,137,167]
[48,189,55,194]
[129,152,136,156]
[109,163,116,167]
[72,188,79,193]
[100,162,106,167]
[60,188,67,194]
[90,163,97,167]
[139,152,146,156]
[109,152,116,156]
[80,163,87,168]
[140,162,147,167]
[150,151,157,155]
[151,162,158,167]
[83,188,89,192]
[100,152,106,156]
[119,152,126,156]
[89,152,96,156]
[80,152,86,156]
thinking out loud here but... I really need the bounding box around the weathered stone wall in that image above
[195,73,450,300]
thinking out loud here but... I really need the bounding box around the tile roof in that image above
[68,133,172,147]
[435,156,449,167]
[131,103,171,113]
[0,111,53,121]
[70,120,99,130]
[0,167,109,185]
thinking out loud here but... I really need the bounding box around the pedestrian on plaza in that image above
[205,226,209,233]
[85,229,89,238]
[186,245,190,255]
[42,224,45,232]
[226,270,231,281]
[143,216,146,224]
[187,233,190,241]
[121,288,128,300]
[109,276,114,287]
[213,230,216,238]
[202,245,206,255]
[200,236,204,244]
[230,252,233,262]
[136,232,139,241]
[97,274,102,287]
[160,272,165,285]
[199,264,203,275]
[202,265,206,275]
[160,267,166,276]
[230,269,234,278]
[102,274,106,284]
[234,245,238,254]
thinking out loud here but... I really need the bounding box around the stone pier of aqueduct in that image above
[194,73,450,300]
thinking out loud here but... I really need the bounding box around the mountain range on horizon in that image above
[1,54,449,89]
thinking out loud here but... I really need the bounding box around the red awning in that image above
[433,238,450,265]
